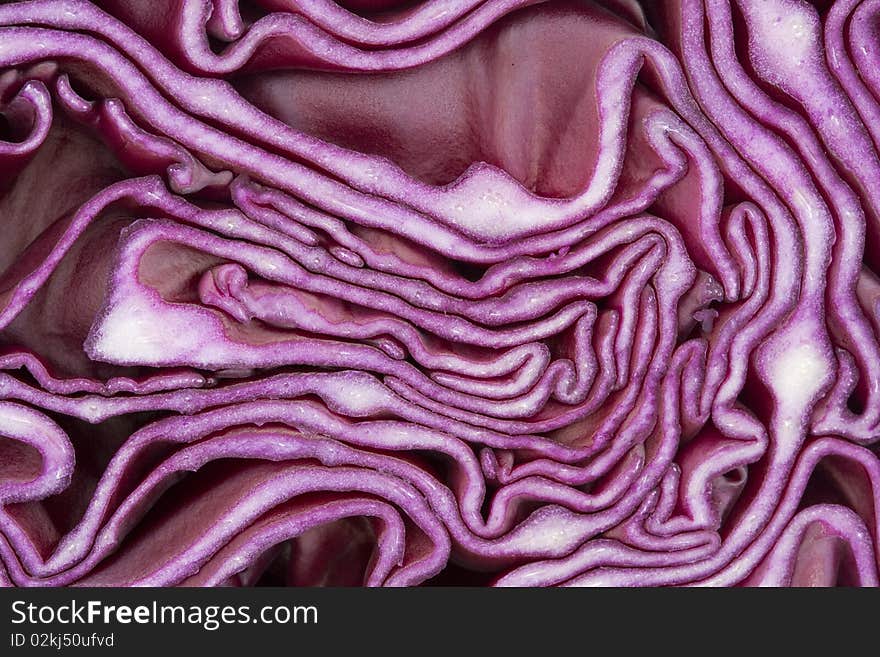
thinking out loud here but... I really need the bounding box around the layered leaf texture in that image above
[0,0,879,587]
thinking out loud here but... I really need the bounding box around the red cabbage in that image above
[0,0,878,587]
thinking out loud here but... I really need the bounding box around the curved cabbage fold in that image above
[0,0,878,587]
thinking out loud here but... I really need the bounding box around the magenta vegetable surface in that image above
[0,0,878,587]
